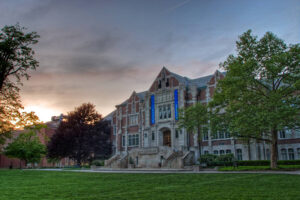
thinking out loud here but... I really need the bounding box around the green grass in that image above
[219,165,300,171]
[0,170,300,200]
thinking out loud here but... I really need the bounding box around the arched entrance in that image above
[163,129,171,147]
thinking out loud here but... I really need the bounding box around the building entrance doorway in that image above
[163,130,171,147]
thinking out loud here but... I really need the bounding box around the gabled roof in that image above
[103,110,116,121]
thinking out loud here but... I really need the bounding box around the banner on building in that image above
[151,94,155,124]
[174,89,178,120]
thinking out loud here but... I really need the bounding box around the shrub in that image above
[199,154,218,165]
[91,160,104,166]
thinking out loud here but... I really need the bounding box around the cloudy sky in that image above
[0,0,299,121]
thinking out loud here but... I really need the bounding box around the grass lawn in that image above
[0,170,300,200]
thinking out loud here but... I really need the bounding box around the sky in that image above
[0,0,299,122]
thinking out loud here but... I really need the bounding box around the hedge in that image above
[199,154,300,166]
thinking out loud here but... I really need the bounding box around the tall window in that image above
[236,149,243,160]
[281,149,287,160]
[279,130,286,138]
[288,148,295,160]
[266,149,270,160]
[152,131,155,140]
[297,148,300,160]
[132,101,136,113]
[159,104,171,120]
[122,135,125,147]
[129,115,138,126]
[128,134,139,147]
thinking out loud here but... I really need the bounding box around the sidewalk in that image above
[35,168,300,175]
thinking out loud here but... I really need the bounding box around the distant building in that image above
[105,67,300,168]
[0,114,73,168]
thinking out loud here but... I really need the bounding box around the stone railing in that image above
[104,154,120,167]
[182,151,195,166]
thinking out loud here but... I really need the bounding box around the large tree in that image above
[4,124,46,168]
[210,30,300,168]
[178,103,209,159]
[0,24,40,144]
[47,103,111,166]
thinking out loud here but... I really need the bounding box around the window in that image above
[288,148,295,160]
[113,126,116,135]
[122,135,125,147]
[257,146,261,160]
[266,149,270,160]
[152,131,155,140]
[281,149,287,160]
[132,101,136,113]
[225,131,230,138]
[144,133,147,138]
[220,150,225,155]
[213,150,218,155]
[298,148,300,160]
[158,80,162,89]
[128,134,139,147]
[236,149,243,160]
[166,78,169,87]
[175,129,179,138]
[204,151,209,155]
[129,115,138,126]
[219,131,225,139]
[158,104,171,120]
[226,149,231,154]
[279,130,286,139]
[202,127,208,140]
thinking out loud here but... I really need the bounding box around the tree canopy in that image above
[210,30,300,168]
[178,102,209,156]
[47,103,111,166]
[0,24,40,144]
[4,124,46,168]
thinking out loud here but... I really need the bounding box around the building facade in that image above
[105,67,300,168]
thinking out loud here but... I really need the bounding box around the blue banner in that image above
[151,95,155,124]
[174,89,178,120]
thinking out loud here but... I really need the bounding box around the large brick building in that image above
[105,67,300,168]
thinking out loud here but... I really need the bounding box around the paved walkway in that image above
[35,168,300,175]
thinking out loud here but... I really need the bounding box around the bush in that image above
[237,160,270,166]
[199,154,234,166]
[91,160,104,166]
[278,160,300,165]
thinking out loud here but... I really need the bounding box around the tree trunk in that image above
[270,128,278,169]
[76,158,81,168]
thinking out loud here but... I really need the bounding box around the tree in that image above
[4,124,46,168]
[178,103,209,160]
[210,30,300,168]
[0,23,39,91]
[0,24,40,144]
[47,103,107,167]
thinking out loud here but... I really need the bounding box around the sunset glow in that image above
[24,105,61,122]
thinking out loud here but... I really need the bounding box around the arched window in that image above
[288,148,295,160]
[226,149,231,154]
[281,149,287,160]
[220,150,225,155]
[213,150,218,155]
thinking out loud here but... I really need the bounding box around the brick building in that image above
[0,115,72,168]
[105,67,300,168]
